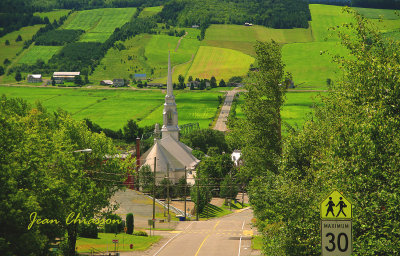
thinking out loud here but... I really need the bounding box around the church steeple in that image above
[161,52,180,141]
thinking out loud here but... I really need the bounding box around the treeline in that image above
[158,0,311,29]
[309,0,351,6]
[34,29,84,46]
[22,0,170,12]
[352,0,400,9]
[0,0,46,36]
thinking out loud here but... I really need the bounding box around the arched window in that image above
[167,110,173,125]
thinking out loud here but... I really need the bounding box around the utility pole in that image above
[184,167,187,220]
[152,157,156,228]
[167,163,170,221]
[229,171,232,210]
[196,176,199,221]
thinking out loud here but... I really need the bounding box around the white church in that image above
[139,52,199,184]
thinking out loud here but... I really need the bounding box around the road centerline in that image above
[194,220,220,256]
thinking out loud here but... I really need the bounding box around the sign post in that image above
[320,190,352,256]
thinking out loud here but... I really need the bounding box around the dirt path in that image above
[174,32,188,52]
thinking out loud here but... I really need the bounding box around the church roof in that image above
[141,136,199,172]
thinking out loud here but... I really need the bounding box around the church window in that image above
[167,110,173,125]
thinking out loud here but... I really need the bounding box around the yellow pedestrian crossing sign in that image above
[320,191,352,219]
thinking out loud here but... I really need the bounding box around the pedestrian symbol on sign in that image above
[320,191,352,219]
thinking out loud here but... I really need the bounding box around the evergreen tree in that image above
[15,71,22,82]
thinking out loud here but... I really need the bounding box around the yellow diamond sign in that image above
[320,190,352,219]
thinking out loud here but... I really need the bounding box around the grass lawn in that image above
[353,7,400,19]
[251,235,263,250]
[139,6,163,18]
[0,86,222,130]
[203,24,313,56]
[186,46,254,82]
[199,203,232,219]
[62,8,136,43]
[34,9,71,22]
[76,232,161,253]
[18,46,62,64]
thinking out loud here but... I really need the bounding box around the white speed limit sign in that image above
[321,220,352,256]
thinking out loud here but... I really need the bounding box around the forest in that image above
[34,30,84,46]
[158,0,311,29]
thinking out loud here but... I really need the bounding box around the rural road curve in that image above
[213,88,240,132]
[124,208,258,256]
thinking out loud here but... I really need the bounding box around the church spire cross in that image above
[167,51,173,97]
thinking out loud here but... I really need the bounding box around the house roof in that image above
[101,80,113,84]
[53,72,80,76]
[134,74,147,78]
[28,74,42,79]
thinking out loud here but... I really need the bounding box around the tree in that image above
[188,76,193,82]
[16,35,22,42]
[190,174,212,214]
[3,58,10,65]
[5,40,9,46]
[15,71,22,82]
[84,74,89,85]
[220,175,239,203]
[0,66,4,76]
[219,79,226,87]
[180,128,229,154]
[138,165,154,193]
[0,96,129,256]
[123,119,142,143]
[74,75,83,86]
[126,213,134,234]
[210,76,217,88]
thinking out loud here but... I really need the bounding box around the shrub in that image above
[126,213,134,235]
[133,230,148,236]
[104,214,124,233]
[78,223,98,238]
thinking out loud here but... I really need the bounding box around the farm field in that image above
[18,46,62,64]
[34,9,70,22]
[62,8,136,42]
[0,25,44,67]
[203,24,313,56]
[186,46,254,82]
[139,6,163,18]
[91,33,200,84]
[0,86,224,130]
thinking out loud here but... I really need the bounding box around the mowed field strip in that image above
[0,86,224,130]
[186,46,254,81]
[18,46,62,64]
[62,8,136,42]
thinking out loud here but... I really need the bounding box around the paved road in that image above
[133,208,258,256]
[213,88,240,132]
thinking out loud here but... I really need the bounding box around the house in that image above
[27,74,42,83]
[244,22,253,26]
[53,72,80,82]
[186,81,200,88]
[113,79,125,87]
[192,25,200,29]
[134,74,147,80]
[231,150,242,166]
[139,52,199,185]
[100,80,113,86]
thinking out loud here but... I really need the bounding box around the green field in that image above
[0,25,44,68]
[203,24,313,56]
[0,86,223,130]
[354,7,400,19]
[139,6,163,18]
[18,46,62,64]
[186,46,254,81]
[91,33,200,84]
[34,9,70,22]
[62,8,136,42]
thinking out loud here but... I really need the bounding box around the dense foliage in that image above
[34,29,84,46]
[180,129,230,154]
[234,9,400,255]
[158,0,311,29]
[0,96,130,255]
[0,0,45,36]
[352,0,400,9]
